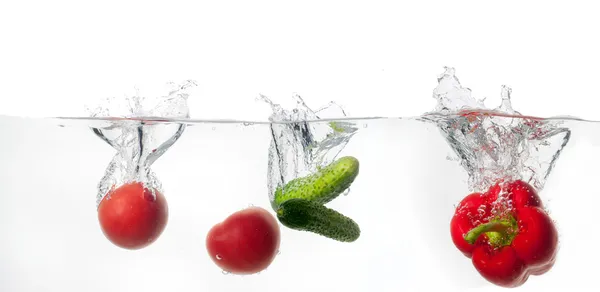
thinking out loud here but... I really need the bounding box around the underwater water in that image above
[1,114,600,292]
[2,68,599,291]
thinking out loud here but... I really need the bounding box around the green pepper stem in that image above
[464,220,515,245]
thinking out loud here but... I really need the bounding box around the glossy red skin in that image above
[97,182,168,250]
[450,180,558,288]
[206,207,281,275]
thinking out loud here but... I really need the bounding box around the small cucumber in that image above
[273,156,359,208]
[276,198,360,242]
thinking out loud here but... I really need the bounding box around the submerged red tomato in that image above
[206,206,281,275]
[97,182,168,250]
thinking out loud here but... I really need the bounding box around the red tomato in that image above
[206,206,281,275]
[97,182,168,250]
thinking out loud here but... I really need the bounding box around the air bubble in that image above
[476,205,486,217]
[216,254,222,260]
[277,250,281,255]
[342,188,351,196]
[222,270,229,275]
[89,80,193,208]
[446,155,457,161]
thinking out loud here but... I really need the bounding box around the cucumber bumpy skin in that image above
[276,198,360,242]
[273,156,359,209]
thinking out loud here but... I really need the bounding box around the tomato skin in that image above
[97,182,168,250]
[206,207,281,275]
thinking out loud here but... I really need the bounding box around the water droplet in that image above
[363,123,368,128]
[342,188,350,196]
[243,122,253,126]
[247,203,254,208]
[216,254,222,260]
[221,270,229,275]
[277,250,281,255]
[212,126,216,130]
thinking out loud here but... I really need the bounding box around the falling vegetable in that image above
[273,156,361,242]
[206,206,281,275]
[272,156,359,209]
[97,182,168,250]
[277,198,360,242]
[450,180,558,288]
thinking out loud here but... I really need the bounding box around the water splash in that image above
[431,67,486,113]
[422,67,571,193]
[262,94,358,203]
[88,80,196,205]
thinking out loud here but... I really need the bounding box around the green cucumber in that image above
[273,156,359,208]
[276,198,360,242]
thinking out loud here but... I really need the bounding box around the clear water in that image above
[2,69,599,291]
[1,115,599,291]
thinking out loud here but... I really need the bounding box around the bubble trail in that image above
[420,67,571,193]
[87,80,196,205]
[261,94,358,205]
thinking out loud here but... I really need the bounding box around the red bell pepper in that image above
[450,180,558,288]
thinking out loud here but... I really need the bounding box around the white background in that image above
[1,0,600,120]
[2,1,600,292]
